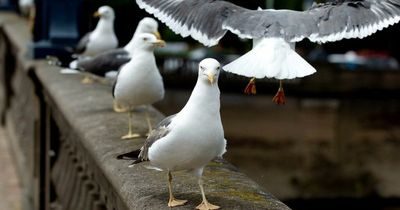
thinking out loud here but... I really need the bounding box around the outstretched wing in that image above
[136,0,400,45]
[130,114,176,165]
[136,0,246,46]
[294,0,400,43]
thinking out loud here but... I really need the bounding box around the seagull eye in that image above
[143,37,148,41]
[200,66,205,71]
[216,66,220,71]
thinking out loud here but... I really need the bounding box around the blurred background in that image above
[1,0,400,210]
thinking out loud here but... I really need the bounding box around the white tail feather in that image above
[60,68,81,74]
[223,38,316,80]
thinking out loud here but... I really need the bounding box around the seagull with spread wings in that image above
[135,0,400,104]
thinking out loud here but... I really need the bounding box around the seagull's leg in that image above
[167,171,187,207]
[196,177,220,210]
[244,77,257,95]
[121,111,141,139]
[92,75,109,85]
[272,80,286,105]
[145,106,153,136]
[113,100,128,113]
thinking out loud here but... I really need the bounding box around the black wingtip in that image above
[116,150,141,160]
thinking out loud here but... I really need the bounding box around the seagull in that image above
[68,17,161,86]
[18,0,35,31]
[135,0,400,104]
[130,58,226,210]
[113,33,166,139]
[18,0,34,16]
[69,5,118,84]
[74,5,118,56]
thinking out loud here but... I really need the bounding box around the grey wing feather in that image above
[299,0,400,43]
[76,49,131,76]
[136,0,246,46]
[136,0,400,45]
[133,114,176,164]
[75,32,92,54]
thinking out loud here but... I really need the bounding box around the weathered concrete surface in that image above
[34,63,290,209]
[0,127,22,210]
[0,12,19,25]
[0,12,36,210]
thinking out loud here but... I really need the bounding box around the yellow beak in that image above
[207,74,215,84]
[93,11,101,18]
[153,39,166,47]
[153,31,162,40]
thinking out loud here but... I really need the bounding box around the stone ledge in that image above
[34,57,290,210]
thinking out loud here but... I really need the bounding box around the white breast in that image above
[114,54,164,108]
[148,116,225,171]
[84,32,118,56]
[148,82,225,171]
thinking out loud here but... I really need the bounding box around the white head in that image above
[19,0,33,7]
[94,6,115,20]
[136,17,160,39]
[198,58,221,85]
[133,33,166,51]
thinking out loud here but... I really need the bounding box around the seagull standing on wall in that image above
[70,5,118,84]
[135,0,400,104]
[113,33,166,139]
[18,0,34,16]
[131,58,226,210]
[73,5,118,57]
[68,18,160,87]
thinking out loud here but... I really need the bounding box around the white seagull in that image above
[73,5,118,57]
[131,58,226,210]
[135,0,400,104]
[68,17,160,87]
[113,33,166,139]
[18,0,34,16]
